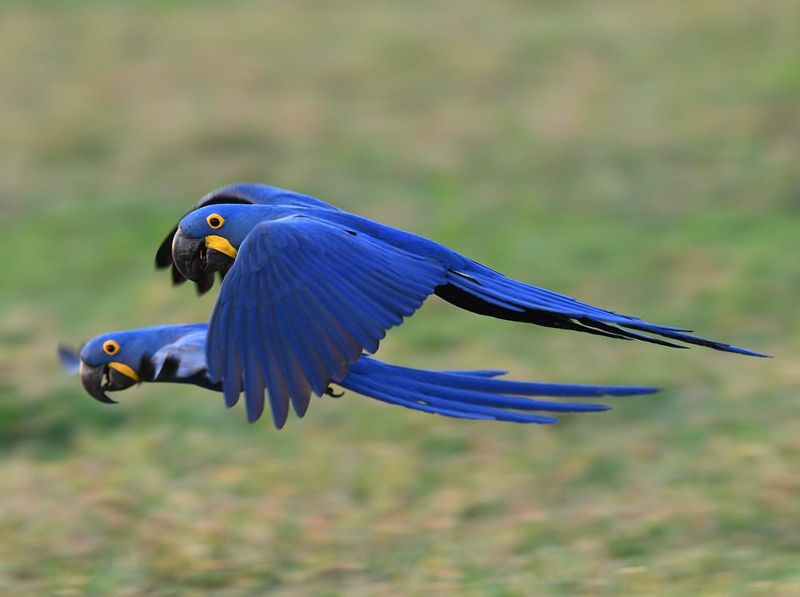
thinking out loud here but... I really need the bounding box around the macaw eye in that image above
[207,214,225,229]
[103,340,120,355]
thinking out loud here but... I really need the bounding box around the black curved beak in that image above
[171,228,206,283]
[79,362,138,404]
[80,362,116,404]
[172,227,236,283]
[206,246,235,273]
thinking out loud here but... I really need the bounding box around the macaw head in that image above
[171,204,262,283]
[156,183,337,294]
[73,330,154,403]
[61,324,212,404]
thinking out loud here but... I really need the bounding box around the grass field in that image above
[1,1,799,594]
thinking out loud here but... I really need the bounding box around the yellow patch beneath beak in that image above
[205,235,238,259]
[109,362,140,383]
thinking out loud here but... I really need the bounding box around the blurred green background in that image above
[1,1,798,594]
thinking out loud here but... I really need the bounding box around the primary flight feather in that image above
[156,183,765,428]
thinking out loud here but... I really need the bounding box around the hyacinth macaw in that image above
[60,324,658,425]
[155,183,765,428]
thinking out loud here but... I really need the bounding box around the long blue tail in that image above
[340,356,658,424]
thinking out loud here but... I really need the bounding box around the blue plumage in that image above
[158,183,764,427]
[64,324,657,425]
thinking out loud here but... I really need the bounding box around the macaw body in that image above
[153,183,764,429]
[62,324,658,425]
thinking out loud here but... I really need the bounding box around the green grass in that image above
[1,1,799,594]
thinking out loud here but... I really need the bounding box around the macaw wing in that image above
[439,261,767,356]
[150,328,209,380]
[207,215,447,428]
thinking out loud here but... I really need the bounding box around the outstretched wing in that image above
[437,261,767,357]
[207,215,447,427]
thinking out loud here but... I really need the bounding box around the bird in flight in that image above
[148,183,764,428]
[60,324,657,425]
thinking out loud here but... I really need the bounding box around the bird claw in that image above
[325,386,344,398]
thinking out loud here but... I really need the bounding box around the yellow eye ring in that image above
[103,340,120,356]
[207,213,225,229]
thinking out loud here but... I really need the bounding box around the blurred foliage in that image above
[1,0,798,594]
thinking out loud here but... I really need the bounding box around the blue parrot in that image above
[60,324,657,425]
[156,183,765,428]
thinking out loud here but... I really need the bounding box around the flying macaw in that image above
[60,324,657,425]
[155,183,766,428]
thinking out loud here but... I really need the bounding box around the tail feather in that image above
[339,356,658,424]
[346,377,561,423]
[441,369,507,378]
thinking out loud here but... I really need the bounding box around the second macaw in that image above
[61,324,657,426]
